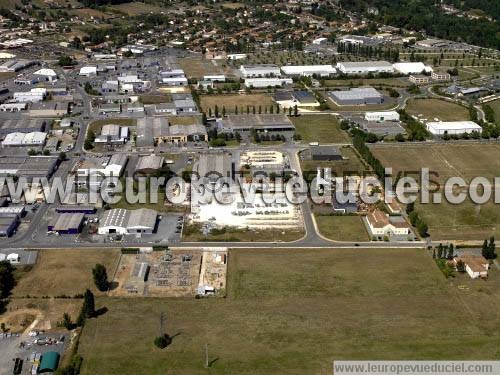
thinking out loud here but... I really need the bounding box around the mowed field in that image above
[13,249,121,297]
[372,143,500,240]
[315,215,369,241]
[405,98,470,121]
[200,94,274,113]
[488,99,500,123]
[78,248,500,374]
[291,114,351,143]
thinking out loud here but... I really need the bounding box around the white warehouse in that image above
[426,121,482,135]
[392,62,433,75]
[281,65,336,77]
[239,64,281,78]
[336,61,394,75]
[244,78,292,88]
[365,111,400,122]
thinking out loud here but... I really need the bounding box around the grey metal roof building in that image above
[218,114,295,133]
[0,215,19,237]
[135,154,165,174]
[0,118,46,135]
[98,208,158,235]
[328,87,384,106]
[0,156,58,178]
[195,152,234,182]
[48,213,85,234]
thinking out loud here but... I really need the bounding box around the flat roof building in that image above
[217,114,295,133]
[336,61,394,75]
[244,78,292,88]
[195,152,234,183]
[328,87,384,106]
[239,64,281,78]
[393,62,432,75]
[98,208,157,235]
[48,213,85,234]
[281,65,336,77]
[426,121,482,135]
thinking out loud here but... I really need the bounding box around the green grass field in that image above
[372,143,500,240]
[291,114,351,143]
[183,223,304,242]
[405,98,470,121]
[488,99,500,123]
[315,215,369,241]
[78,248,500,374]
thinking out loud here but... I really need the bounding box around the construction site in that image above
[110,248,227,297]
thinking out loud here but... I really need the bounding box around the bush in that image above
[154,334,172,349]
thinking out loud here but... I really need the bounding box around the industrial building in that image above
[29,101,68,117]
[217,114,295,134]
[281,65,336,77]
[195,152,234,183]
[98,208,158,235]
[2,131,47,147]
[244,78,292,88]
[173,97,198,113]
[336,61,394,75]
[136,117,207,146]
[33,68,58,82]
[135,154,165,174]
[0,156,58,179]
[431,71,451,82]
[48,213,85,234]
[273,91,320,109]
[426,121,482,135]
[239,64,281,78]
[328,87,384,106]
[94,124,129,144]
[365,111,400,122]
[393,62,432,75]
[360,121,405,136]
[13,88,46,102]
[0,215,19,237]
[0,59,36,73]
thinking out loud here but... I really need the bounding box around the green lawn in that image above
[78,248,500,374]
[405,98,470,122]
[315,215,369,241]
[291,115,351,143]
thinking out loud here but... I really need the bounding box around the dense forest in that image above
[339,0,500,49]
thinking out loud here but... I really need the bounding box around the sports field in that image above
[372,143,500,240]
[405,98,470,122]
[291,114,351,143]
[78,248,500,374]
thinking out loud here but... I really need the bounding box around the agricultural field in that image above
[315,215,369,242]
[199,94,274,114]
[405,98,470,122]
[13,249,121,297]
[372,143,500,240]
[78,248,500,374]
[291,114,351,143]
[301,146,369,177]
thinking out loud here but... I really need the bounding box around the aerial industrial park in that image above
[0,0,499,374]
